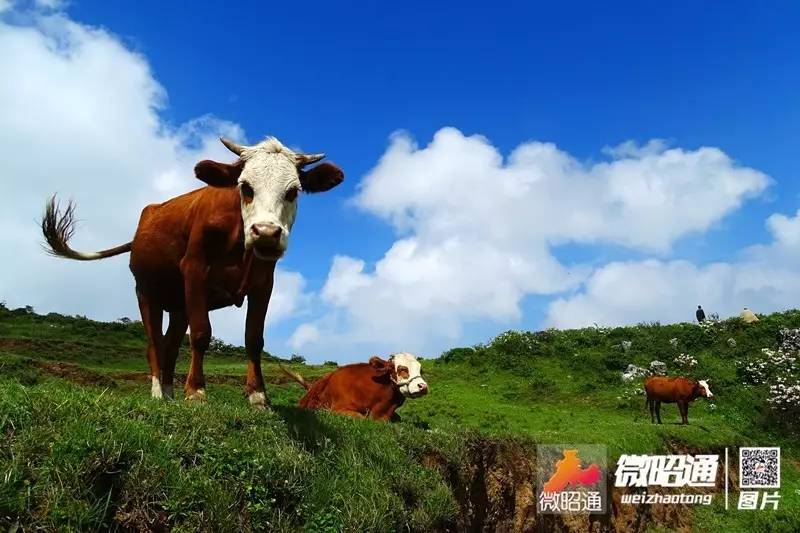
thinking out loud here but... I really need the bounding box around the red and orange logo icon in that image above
[543,449,602,492]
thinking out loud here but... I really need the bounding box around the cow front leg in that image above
[679,401,689,424]
[243,283,273,409]
[181,258,210,402]
[655,401,663,424]
[368,403,398,422]
[136,289,164,399]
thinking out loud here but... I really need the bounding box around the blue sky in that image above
[69,0,798,259]
[2,1,800,362]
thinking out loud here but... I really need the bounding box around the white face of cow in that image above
[232,138,323,260]
[392,352,428,398]
[195,137,343,261]
[698,380,713,398]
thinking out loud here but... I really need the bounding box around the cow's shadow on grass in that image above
[272,403,412,453]
[272,404,360,455]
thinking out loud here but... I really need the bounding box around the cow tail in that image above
[279,364,310,390]
[41,195,132,261]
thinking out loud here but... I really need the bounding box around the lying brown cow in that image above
[281,353,428,421]
[42,137,343,407]
[644,376,714,424]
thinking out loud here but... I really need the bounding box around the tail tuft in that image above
[41,195,78,258]
[279,364,310,390]
[40,195,131,260]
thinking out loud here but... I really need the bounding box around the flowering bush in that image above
[741,346,800,429]
[669,338,679,350]
[491,330,539,356]
[741,348,797,385]
[616,384,646,408]
[778,328,800,353]
[673,353,698,368]
[767,377,800,414]
[698,316,720,335]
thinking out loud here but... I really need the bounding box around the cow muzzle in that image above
[249,223,286,260]
[397,375,428,398]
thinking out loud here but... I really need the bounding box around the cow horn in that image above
[220,137,246,156]
[295,152,325,167]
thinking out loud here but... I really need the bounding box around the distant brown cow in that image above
[644,376,714,424]
[41,137,343,407]
[281,353,428,421]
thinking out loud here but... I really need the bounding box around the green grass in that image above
[1,305,799,531]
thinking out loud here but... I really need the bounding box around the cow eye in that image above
[240,182,255,203]
[285,186,299,202]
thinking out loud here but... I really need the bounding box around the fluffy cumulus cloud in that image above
[290,128,771,357]
[0,5,309,343]
[545,209,800,328]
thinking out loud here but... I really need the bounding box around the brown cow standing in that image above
[644,376,714,424]
[41,137,343,407]
[281,353,428,421]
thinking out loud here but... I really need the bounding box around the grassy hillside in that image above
[1,304,799,531]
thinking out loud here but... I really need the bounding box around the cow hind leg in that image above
[136,290,164,399]
[160,310,188,400]
[655,401,663,424]
[679,401,689,424]
[648,398,655,424]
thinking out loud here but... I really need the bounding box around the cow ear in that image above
[300,162,344,193]
[370,356,395,384]
[195,160,242,187]
[369,356,388,370]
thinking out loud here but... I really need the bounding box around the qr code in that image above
[740,447,780,488]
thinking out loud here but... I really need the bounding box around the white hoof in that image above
[186,388,206,402]
[151,376,163,399]
[248,391,267,409]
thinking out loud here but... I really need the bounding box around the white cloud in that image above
[290,128,771,358]
[0,6,307,345]
[288,323,320,351]
[545,209,800,328]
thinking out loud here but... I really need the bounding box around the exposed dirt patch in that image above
[0,337,142,359]
[424,438,536,532]
[31,359,299,389]
[106,370,298,387]
[34,361,118,388]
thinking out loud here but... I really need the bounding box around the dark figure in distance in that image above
[696,305,706,323]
